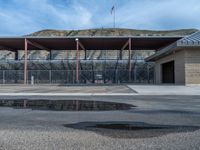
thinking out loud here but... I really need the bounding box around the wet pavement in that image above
[0,100,135,111]
[0,95,199,150]
[65,121,199,139]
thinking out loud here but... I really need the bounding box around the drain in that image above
[0,100,135,111]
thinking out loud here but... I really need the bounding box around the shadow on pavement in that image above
[64,121,200,139]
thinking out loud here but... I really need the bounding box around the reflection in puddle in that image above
[0,100,135,111]
[64,122,200,139]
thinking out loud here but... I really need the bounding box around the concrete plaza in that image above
[0,84,200,95]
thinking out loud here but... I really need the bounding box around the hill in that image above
[27,28,198,37]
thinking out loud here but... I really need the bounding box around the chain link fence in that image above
[0,62,154,84]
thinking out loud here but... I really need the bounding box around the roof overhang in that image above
[146,31,200,61]
[0,36,183,51]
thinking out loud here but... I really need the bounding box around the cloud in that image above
[0,0,93,35]
[113,0,200,29]
[0,0,199,35]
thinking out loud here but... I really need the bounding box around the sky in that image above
[0,0,200,36]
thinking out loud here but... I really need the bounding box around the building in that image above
[1,33,199,85]
[146,31,200,85]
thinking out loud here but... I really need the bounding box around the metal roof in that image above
[146,31,200,61]
[177,31,200,46]
[0,36,182,51]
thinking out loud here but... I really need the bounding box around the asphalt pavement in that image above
[0,95,199,150]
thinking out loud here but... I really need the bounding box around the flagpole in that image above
[114,6,115,29]
[111,6,116,29]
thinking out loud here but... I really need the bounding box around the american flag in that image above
[110,6,115,15]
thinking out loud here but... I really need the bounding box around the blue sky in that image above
[0,0,200,36]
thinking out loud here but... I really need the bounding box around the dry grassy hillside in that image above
[27,28,198,37]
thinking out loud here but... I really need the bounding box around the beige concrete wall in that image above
[185,48,200,85]
[155,50,185,85]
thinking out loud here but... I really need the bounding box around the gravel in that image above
[0,126,199,150]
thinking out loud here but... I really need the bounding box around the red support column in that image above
[128,38,132,81]
[75,38,79,83]
[24,38,28,84]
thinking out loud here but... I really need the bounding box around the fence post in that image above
[72,70,74,84]
[49,70,52,84]
[115,69,118,84]
[31,75,34,85]
[154,65,156,84]
[3,70,5,84]
[147,64,150,83]
[134,65,137,83]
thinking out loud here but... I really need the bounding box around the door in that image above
[162,61,175,83]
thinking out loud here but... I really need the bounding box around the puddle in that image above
[0,100,135,111]
[64,122,200,139]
